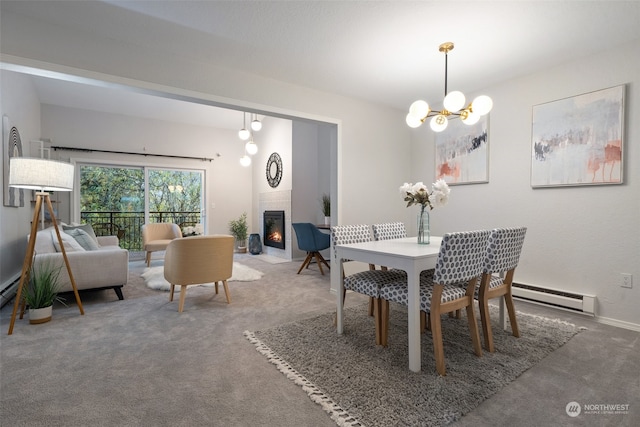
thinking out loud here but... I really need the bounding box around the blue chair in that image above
[292,223,331,275]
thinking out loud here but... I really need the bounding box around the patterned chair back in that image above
[372,222,407,241]
[485,227,527,274]
[331,224,372,260]
[433,230,490,285]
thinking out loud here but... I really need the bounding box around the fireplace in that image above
[263,210,285,250]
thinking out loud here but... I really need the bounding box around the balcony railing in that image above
[80,211,201,251]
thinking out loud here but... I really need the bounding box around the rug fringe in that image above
[243,330,365,427]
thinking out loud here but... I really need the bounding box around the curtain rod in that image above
[51,146,214,162]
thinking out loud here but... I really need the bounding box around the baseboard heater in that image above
[512,282,595,315]
[0,274,21,309]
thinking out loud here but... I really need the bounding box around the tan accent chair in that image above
[163,235,235,313]
[142,223,182,266]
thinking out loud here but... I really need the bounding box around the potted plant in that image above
[23,259,65,324]
[229,212,249,253]
[321,193,331,226]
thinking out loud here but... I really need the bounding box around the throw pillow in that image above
[62,223,99,245]
[51,229,85,253]
[65,228,100,251]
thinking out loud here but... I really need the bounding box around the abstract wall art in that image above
[3,115,25,207]
[531,85,624,187]
[435,114,489,185]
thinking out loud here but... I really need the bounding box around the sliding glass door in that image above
[79,164,204,251]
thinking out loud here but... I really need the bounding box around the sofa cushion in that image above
[62,223,99,245]
[51,229,85,253]
[32,228,57,254]
[65,228,100,251]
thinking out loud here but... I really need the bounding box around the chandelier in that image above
[239,112,261,166]
[406,42,493,132]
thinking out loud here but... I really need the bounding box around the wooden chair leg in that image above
[214,282,219,295]
[479,294,494,352]
[169,284,175,301]
[420,311,426,333]
[373,298,382,345]
[368,297,375,317]
[429,285,446,375]
[297,253,313,274]
[430,310,446,376]
[317,253,331,271]
[222,280,232,304]
[380,299,389,347]
[178,285,187,313]
[146,251,151,267]
[504,292,520,338]
[466,300,483,357]
[314,252,326,275]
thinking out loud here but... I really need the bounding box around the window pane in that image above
[80,165,144,250]
[148,169,202,228]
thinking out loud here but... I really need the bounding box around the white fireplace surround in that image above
[258,191,292,261]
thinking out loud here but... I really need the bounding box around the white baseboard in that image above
[593,315,640,332]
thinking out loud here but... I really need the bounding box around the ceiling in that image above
[2,1,640,129]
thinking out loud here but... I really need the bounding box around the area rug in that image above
[142,263,264,291]
[245,304,583,427]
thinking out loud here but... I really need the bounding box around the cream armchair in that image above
[141,223,182,266]
[163,235,235,312]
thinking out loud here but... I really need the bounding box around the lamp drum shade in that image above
[9,157,75,192]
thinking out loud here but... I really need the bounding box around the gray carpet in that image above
[0,256,349,427]
[247,303,582,426]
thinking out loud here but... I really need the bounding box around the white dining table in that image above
[335,236,442,372]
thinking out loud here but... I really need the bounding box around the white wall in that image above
[0,71,41,290]
[410,39,640,329]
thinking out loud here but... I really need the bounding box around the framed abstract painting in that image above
[434,115,489,185]
[531,85,624,187]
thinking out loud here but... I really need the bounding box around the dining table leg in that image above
[499,271,507,330]
[337,257,345,334]
[407,266,421,372]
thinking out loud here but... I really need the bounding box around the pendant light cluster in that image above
[406,42,493,132]
[239,112,262,166]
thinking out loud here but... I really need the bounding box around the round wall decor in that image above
[266,152,283,188]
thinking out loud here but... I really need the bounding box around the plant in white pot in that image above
[23,259,65,324]
[229,212,249,253]
[321,193,331,226]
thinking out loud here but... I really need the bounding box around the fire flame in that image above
[268,231,282,242]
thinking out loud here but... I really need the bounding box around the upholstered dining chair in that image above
[332,224,406,345]
[371,222,407,273]
[477,227,527,352]
[292,223,331,275]
[142,222,182,266]
[163,235,235,313]
[379,230,490,375]
[372,221,436,336]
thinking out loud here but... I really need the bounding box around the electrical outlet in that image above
[621,273,633,288]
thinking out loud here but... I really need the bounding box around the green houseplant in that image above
[229,212,249,252]
[23,259,65,324]
[321,193,331,225]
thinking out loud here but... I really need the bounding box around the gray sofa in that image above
[31,226,129,300]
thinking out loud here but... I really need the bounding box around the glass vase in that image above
[417,206,430,244]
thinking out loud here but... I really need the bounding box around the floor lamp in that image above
[7,157,84,335]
